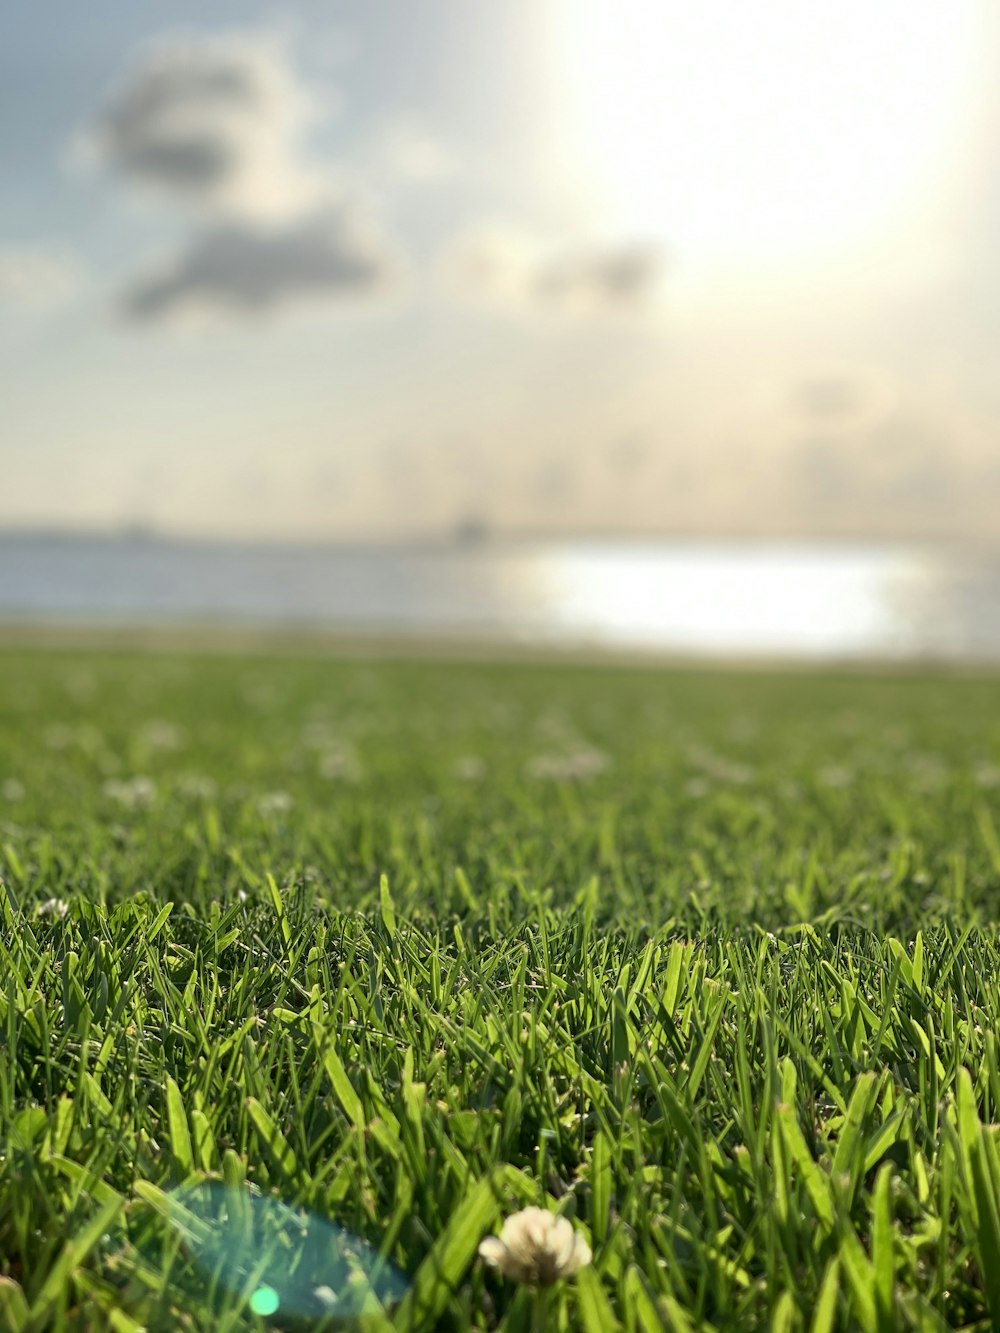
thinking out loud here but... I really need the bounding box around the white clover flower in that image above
[257,790,293,816]
[301,719,338,749]
[177,773,218,800]
[526,747,609,782]
[478,1207,592,1287]
[686,745,753,785]
[318,746,361,782]
[140,720,182,751]
[103,776,157,809]
[313,1285,338,1309]
[37,898,69,919]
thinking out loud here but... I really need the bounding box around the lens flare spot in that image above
[250,1286,280,1316]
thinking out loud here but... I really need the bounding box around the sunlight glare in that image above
[540,544,930,657]
[559,0,984,262]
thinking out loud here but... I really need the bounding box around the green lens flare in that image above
[155,1182,409,1320]
[249,1285,280,1316]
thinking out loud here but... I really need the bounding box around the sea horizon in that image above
[3,529,1000,664]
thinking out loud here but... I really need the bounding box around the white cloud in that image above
[121,209,396,323]
[447,225,666,315]
[0,244,81,310]
[83,30,331,223]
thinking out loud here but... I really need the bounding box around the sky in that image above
[2,0,1000,544]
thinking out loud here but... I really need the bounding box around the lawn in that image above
[2,646,1000,1331]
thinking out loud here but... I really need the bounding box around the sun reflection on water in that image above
[533,542,935,658]
[4,533,1000,662]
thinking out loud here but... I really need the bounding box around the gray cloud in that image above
[85,32,325,221]
[122,211,395,322]
[87,32,401,326]
[94,58,251,193]
[531,245,663,310]
[449,227,666,315]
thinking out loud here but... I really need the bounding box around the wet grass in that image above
[2,647,1000,1330]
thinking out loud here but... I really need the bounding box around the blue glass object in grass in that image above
[163,1181,409,1320]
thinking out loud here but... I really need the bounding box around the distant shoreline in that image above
[1,527,996,557]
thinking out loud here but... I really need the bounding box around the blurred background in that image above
[3,0,1000,660]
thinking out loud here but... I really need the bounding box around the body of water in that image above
[2,533,1000,662]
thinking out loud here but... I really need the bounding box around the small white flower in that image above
[103,776,157,809]
[686,746,753,785]
[478,1207,592,1287]
[37,898,69,919]
[313,1285,337,1309]
[301,720,338,750]
[177,773,218,800]
[140,720,181,751]
[257,790,293,816]
[318,746,361,782]
[818,764,853,789]
[526,748,609,782]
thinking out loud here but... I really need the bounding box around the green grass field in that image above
[3,646,1000,1331]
